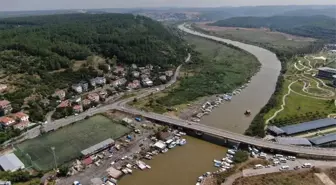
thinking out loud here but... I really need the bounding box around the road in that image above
[42,26,336,159]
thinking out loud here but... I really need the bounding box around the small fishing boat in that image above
[161,148,168,153]
[179,139,187,146]
[146,165,151,169]
[126,168,133,173]
[244,110,251,116]
[145,155,152,160]
[213,159,221,163]
[168,142,177,149]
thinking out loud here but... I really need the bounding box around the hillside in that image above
[0,13,186,114]
[210,15,336,42]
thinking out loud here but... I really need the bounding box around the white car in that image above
[280,165,290,171]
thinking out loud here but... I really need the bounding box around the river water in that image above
[178,24,282,134]
[119,136,227,185]
[120,24,281,185]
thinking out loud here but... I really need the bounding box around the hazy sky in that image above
[1,0,336,11]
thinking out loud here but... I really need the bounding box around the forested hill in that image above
[0,13,186,72]
[210,15,336,42]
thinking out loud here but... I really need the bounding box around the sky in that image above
[1,0,336,11]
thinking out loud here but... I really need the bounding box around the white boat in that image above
[179,139,187,145]
[122,169,129,174]
[145,155,152,160]
[179,132,186,136]
[168,142,177,149]
[175,139,181,144]
[126,168,133,173]
[146,165,151,169]
[214,159,222,163]
[161,148,168,153]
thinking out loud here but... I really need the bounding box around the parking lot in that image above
[242,154,336,177]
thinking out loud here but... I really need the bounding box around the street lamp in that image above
[51,147,58,170]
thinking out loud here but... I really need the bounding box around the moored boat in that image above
[179,139,187,146]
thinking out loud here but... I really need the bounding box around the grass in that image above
[263,54,336,127]
[232,169,324,185]
[195,24,314,53]
[132,34,260,112]
[14,115,130,171]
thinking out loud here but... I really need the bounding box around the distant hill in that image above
[210,15,336,41]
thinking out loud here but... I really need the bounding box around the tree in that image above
[57,165,69,177]
[233,150,249,163]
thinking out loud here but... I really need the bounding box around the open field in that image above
[132,34,260,114]
[14,115,130,171]
[232,170,324,185]
[195,23,314,53]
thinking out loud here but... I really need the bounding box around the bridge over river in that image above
[116,107,336,159]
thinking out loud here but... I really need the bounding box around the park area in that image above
[14,115,130,171]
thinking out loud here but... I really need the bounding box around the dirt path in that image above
[315,173,336,185]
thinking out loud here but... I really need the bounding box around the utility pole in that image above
[51,147,57,170]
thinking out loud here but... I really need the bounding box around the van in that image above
[254,164,263,169]
[279,158,287,163]
[280,166,290,171]
[274,154,283,159]
[252,147,259,153]
[302,163,312,168]
[273,160,280,166]
[258,153,267,159]
[287,156,296,161]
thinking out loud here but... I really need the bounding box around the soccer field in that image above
[15,115,130,171]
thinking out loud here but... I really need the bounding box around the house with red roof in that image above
[13,121,29,130]
[0,116,15,127]
[57,100,70,108]
[88,93,100,103]
[12,112,29,122]
[73,105,83,113]
[53,90,66,100]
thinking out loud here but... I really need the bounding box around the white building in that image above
[0,153,25,172]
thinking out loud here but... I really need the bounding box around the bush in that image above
[233,151,249,163]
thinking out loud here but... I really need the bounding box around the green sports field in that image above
[15,115,130,171]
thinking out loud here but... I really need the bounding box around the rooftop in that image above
[81,138,114,156]
[0,117,15,124]
[279,118,336,135]
[0,153,25,172]
[309,133,336,145]
[0,100,10,107]
[267,126,285,135]
[275,137,312,146]
[13,112,28,119]
[318,67,336,73]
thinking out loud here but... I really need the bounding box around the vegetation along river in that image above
[178,24,282,134]
[119,136,227,185]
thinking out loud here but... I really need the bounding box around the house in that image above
[140,74,149,80]
[132,71,140,78]
[94,77,106,85]
[146,64,153,70]
[159,75,167,82]
[99,90,108,99]
[57,100,70,108]
[52,90,66,100]
[90,78,96,87]
[73,105,83,113]
[0,100,12,115]
[113,66,125,76]
[88,93,100,103]
[142,78,153,87]
[13,121,29,130]
[112,78,127,87]
[165,70,174,77]
[127,80,141,89]
[140,68,150,75]
[72,84,83,94]
[79,81,89,92]
[12,112,29,123]
[131,64,137,69]
[82,99,91,106]
[0,116,15,127]
[0,84,7,92]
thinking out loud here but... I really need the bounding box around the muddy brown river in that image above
[179,24,282,134]
[119,24,281,185]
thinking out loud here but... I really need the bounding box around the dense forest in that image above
[211,15,336,42]
[0,13,187,117]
